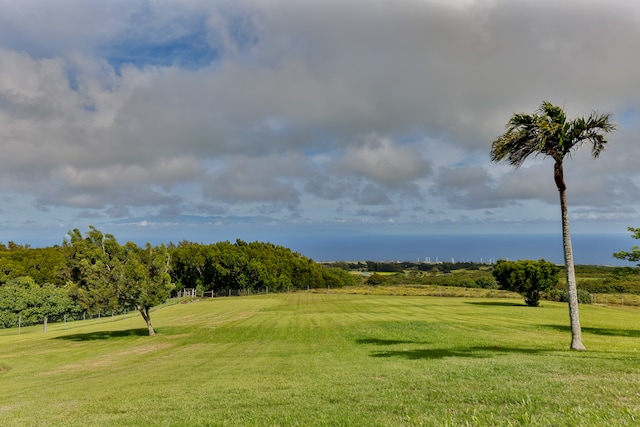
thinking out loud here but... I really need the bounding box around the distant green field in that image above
[1,293,640,426]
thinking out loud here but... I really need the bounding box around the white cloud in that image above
[0,0,638,241]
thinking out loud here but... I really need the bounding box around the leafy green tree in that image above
[0,258,25,284]
[613,227,640,266]
[492,260,559,307]
[64,227,173,336]
[323,267,360,289]
[0,276,80,328]
[0,245,67,286]
[169,241,212,292]
[169,240,334,294]
[491,101,616,350]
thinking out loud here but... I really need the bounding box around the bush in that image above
[366,274,387,286]
[577,289,592,304]
[492,259,559,307]
[323,267,360,288]
[475,276,498,289]
[547,288,592,304]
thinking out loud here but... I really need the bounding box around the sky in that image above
[0,0,639,249]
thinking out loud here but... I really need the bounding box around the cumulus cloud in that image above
[432,165,506,210]
[332,135,432,188]
[202,153,305,204]
[0,0,638,237]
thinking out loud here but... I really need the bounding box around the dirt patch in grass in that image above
[116,343,172,356]
[40,343,172,375]
[162,333,192,340]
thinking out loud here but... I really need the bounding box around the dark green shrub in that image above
[548,288,592,304]
[366,274,387,286]
[475,276,498,289]
[492,259,559,307]
[577,289,592,304]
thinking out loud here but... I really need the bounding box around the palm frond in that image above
[491,113,542,167]
[565,111,617,158]
[492,101,617,165]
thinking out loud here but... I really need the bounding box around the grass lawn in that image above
[1,293,640,426]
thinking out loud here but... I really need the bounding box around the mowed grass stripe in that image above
[1,293,639,426]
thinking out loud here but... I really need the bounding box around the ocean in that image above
[26,228,633,267]
[278,233,635,266]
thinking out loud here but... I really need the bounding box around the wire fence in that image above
[591,293,640,307]
[4,287,639,336]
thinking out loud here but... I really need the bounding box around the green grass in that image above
[1,294,640,426]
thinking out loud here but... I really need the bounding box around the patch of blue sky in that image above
[618,106,639,130]
[63,67,97,112]
[82,104,98,113]
[66,67,80,91]
[99,5,260,71]
[226,12,260,51]
[101,30,220,71]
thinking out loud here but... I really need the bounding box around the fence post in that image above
[43,316,48,333]
[18,316,21,335]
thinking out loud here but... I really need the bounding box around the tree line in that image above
[0,227,359,333]
[2,223,639,337]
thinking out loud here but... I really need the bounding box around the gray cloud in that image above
[0,0,638,234]
[202,154,304,204]
[355,206,400,220]
[331,135,432,188]
[432,165,507,210]
[355,184,392,206]
[304,176,354,201]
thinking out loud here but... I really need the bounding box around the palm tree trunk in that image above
[556,162,586,350]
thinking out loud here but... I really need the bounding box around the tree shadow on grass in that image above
[370,345,548,360]
[356,336,547,360]
[542,324,640,338]
[465,301,526,307]
[54,328,150,341]
[355,338,426,346]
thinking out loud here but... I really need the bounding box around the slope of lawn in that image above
[1,293,640,426]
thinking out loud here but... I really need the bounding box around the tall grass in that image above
[324,283,520,298]
[1,293,639,426]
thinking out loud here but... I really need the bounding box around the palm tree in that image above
[490,101,616,351]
